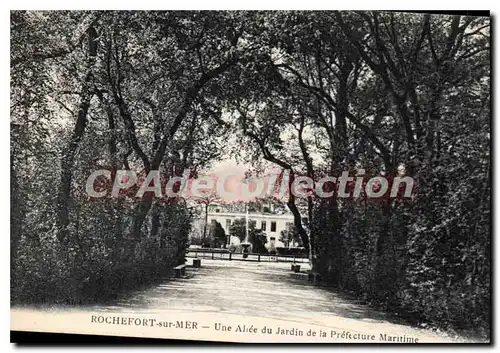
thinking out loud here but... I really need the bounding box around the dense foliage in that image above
[11,11,490,338]
[229,218,268,253]
[222,11,490,338]
[208,221,227,248]
[11,11,242,304]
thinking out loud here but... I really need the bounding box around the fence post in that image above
[258,254,260,262]
[229,252,232,261]
[212,251,214,260]
[293,256,295,264]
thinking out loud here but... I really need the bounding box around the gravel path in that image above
[86,258,468,342]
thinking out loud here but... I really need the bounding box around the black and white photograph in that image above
[10,9,491,344]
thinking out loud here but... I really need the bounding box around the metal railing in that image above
[186,248,309,263]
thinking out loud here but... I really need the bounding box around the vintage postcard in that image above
[10,10,491,343]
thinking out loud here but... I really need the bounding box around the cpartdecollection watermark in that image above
[84,168,416,202]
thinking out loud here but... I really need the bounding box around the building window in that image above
[216,209,220,213]
[270,237,276,241]
[261,221,267,231]
[226,219,231,228]
[271,221,277,232]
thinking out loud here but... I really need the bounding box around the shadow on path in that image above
[87,259,443,338]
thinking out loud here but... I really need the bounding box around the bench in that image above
[174,264,187,278]
[291,264,301,273]
[192,258,201,268]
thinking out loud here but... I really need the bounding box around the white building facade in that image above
[206,205,296,249]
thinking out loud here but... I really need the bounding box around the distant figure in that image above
[242,247,249,259]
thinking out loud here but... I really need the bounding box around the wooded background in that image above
[10,11,490,338]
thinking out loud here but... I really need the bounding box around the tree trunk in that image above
[56,71,94,244]
[373,200,395,302]
[203,203,209,240]
[130,194,154,241]
[56,26,97,244]
[149,204,161,248]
